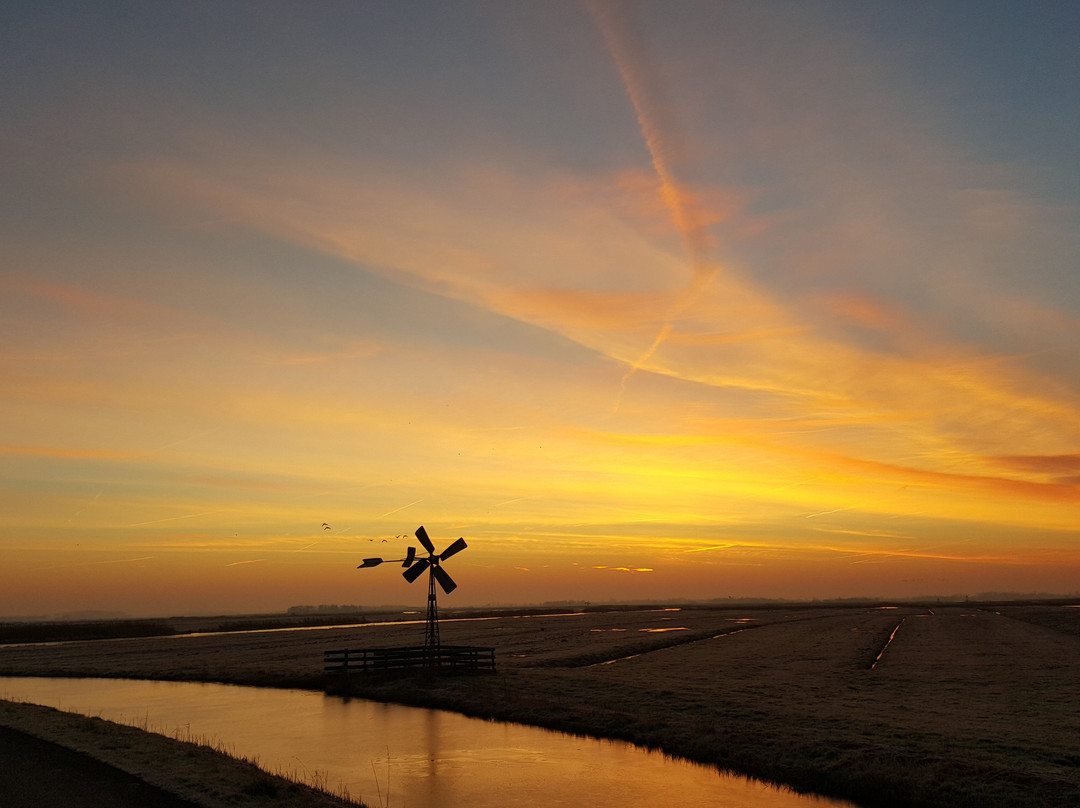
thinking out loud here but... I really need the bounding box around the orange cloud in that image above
[817,291,912,335]
[989,454,1080,484]
[262,344,383,366]
[608,168,738,242]
[93,98,1080,550]
[684,537,1057,567]
[0,445,133,460]
[2,275,201,332]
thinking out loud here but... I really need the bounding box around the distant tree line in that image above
[286,604,365,616]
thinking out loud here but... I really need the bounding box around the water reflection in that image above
[639,627,689,633]
[0,676,853,808]
[871,619,905,669]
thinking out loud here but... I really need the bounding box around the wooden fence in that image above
[324,645,496,675]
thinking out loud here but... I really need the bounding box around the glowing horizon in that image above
[2,2,1079,617]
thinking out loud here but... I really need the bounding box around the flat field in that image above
[2,603,1079,808]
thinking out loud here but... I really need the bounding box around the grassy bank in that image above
[0,699,366,808]
[2,603,1079,808]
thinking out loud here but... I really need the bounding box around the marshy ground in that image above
[2,602,1079,808]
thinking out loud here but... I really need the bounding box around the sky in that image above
[2,1,1079,618]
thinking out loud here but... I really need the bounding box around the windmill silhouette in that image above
[357,525,467,651]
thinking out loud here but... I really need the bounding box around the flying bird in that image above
[322,523,331,531]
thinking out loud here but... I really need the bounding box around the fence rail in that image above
[325,645,496,674]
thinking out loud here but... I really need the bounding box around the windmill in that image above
[357,525,467,651]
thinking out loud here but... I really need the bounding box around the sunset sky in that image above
[3,2,1079,617]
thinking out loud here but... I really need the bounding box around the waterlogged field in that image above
[2,603,1079,808]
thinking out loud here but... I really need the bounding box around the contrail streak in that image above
[37,556,154,571]
[587,0,719,398]
[156,428,220,450]
[587,0,709,272]
[125,510,220,528]
[375,499,423,520]
[93,556,154,565]
[618,322,672,397]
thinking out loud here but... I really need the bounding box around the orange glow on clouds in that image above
[2,3,1079,616]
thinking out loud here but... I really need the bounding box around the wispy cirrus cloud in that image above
[111,142,1080,506]
[0,445,134,460]
[987,454,1080,485]
[40,5,1075,587]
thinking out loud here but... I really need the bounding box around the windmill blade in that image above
[439,537,467,561]
[357,558,384,568]
[401,546,416,568]
[402,557,430,583]
[432,563,457,595]
[415,525,435,554]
